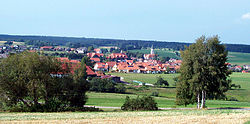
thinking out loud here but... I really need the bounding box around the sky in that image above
[0,0,250,44]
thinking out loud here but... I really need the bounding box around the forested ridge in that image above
[1,34,250,53]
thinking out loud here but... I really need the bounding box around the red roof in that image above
[87,53,104,58]
[56,57,96,76]
[70,60,80,63]
[107,53,128,59]
[41,46,53,49]
[106,62,117,67]
[86,65,96,75]
[90,57,101,62]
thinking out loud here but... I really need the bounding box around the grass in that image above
[108,73,178,85]
[86,92,250,108]
[228,52,250,66]
[129,49,250,65]
[91,72,250,108]
[129,48,180,59]
[0,110,249,123]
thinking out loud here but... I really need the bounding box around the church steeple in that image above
[150,45,154,54]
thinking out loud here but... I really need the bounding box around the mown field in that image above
[88,72,250,108]
[0,110,249,123]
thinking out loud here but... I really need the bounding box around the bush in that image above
[228,97,238,101]
[115,83,126,93]
[155,76,169,87]
[151,91,159,97]
[121,96,158,111]
[89,78,126,93]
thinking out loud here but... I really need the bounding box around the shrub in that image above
[151,91,159,97]
[228,97,238,101]
[155,76,169,87]
[115,83,126,93]
[89,78,126,93]
[121,96,158,111]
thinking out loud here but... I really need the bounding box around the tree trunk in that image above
[200,90,206,109]
[203,91,206,108]
[197,92,200,109]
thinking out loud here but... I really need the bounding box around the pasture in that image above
[129,48,181,59]
[0,110,249,123]
[86,92,250,108]
[102,72,250,105]
[228,52,250,66]
[129,49,250,65]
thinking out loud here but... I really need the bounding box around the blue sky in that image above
[0,0,250,44]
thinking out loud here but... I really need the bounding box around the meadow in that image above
[228,52,250,66]
[129,48,250,65]
[129,48,181,59]
[87,72,250,108]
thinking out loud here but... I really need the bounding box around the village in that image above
[0,42,250,76]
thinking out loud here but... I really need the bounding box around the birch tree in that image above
[176,36,231,109]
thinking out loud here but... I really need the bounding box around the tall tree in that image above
[0,51,89,111]
[176,36,231,109]
[81,56,93,67]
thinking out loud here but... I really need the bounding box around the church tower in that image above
[150,45,154,54]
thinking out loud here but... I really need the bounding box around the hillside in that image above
[1,34,250,53]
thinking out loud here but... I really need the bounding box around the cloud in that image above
[242,13,250,19]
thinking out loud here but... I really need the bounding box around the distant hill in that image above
[0,34,250,53]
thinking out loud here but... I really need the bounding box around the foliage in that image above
[0,52,89,112]
[151,91,159,97]
[89,78,126,93]
[121,96,158,111]
[88,46,94,51]
[155,76,169,87]
[176,36,232,108]
[4,41,13,45]
[81,56,93,68]
[115,83,126,93]
[230,84,241,89]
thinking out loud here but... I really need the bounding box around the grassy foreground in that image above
[0,110,249,123]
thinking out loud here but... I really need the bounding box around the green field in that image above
[228,52,250,66]
[86,92,250,108]
[129,49,250,65]
[129,48,181,59]
[87,72,250,108]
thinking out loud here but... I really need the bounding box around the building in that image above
[76,47,88,54]
[40,46,54,51]
[144,46,156,60]
[107,53,128,60]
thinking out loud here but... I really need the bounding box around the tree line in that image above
[2,34,250,52]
